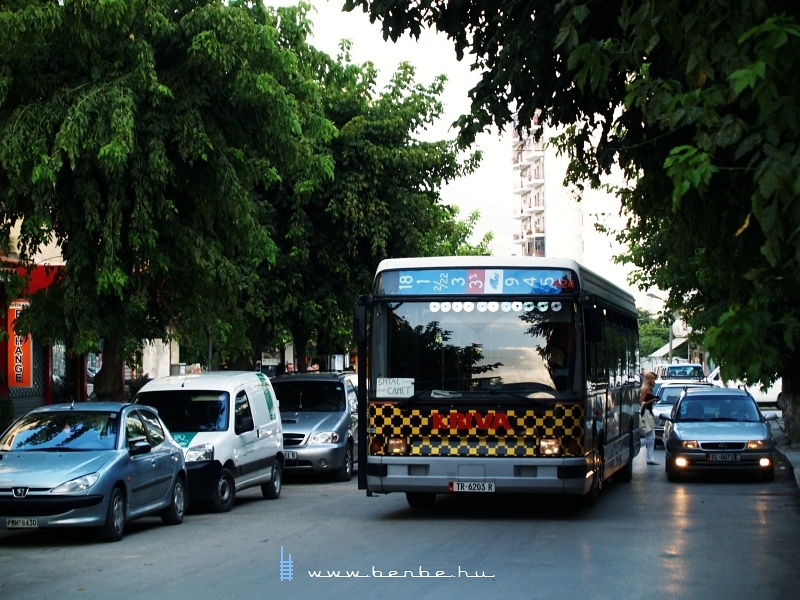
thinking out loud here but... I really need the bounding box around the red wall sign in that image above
[7,299,32,388]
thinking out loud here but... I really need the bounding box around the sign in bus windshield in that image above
[377,268,577,296]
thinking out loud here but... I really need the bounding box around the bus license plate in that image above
[7,518,38,528]
[707,453,740,462]
[285,451,297,460]
[449,481,495,493]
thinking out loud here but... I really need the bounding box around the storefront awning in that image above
[649,337,687,358]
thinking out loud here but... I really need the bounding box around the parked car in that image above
[135,371,283,512]
[271,372,358,481]
[652,380,714,445]
[0,402,187,542]
[656,363,705,381]
[661,387,778,482]
[706,366,782,408]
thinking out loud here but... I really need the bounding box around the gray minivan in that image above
[271,372,358,481]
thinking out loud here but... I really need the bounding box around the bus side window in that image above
[585,306,603,343]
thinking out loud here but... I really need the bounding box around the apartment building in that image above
[510,118,640,302]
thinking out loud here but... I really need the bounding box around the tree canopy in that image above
[0,0,332,396]
[210,42,486,370]
[1,0,488,396]
[346,0,800,440]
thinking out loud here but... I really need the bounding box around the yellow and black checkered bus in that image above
[354,256,641,507]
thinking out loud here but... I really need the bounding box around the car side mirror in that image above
[129,439,152,455]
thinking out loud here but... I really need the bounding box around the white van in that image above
[705,366,783,408]
[135,371,283,512]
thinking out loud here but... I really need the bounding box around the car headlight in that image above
[681,440,700,449]
[309,431,340,444]
[52,473,100,493]
[747,439,773,449]
[185,443,214,462]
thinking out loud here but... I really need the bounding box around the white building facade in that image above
[510,120,647,308]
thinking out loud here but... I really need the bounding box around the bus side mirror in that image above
[353,295,370,344]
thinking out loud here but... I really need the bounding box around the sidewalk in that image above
[769,417,800,489]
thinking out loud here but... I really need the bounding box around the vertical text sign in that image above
[7,299,32,388]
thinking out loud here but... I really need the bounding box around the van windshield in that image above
[136,391,230,433]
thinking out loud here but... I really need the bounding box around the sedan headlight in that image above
[309,431,340,444]
[747,439,773,450]
[52,473,100,493]
[681,440,700,449]
[185,443,214,462]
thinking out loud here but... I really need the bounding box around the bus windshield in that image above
[372,298,579,399]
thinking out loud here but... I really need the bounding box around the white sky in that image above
[268,0,518,255]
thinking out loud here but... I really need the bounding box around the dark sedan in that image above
[0,403,187,542]
[661,387,778,482]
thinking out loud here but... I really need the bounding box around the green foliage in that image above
[0,1,333,397]
[638,309,670,358]
[347,0,800,400]
[228,47,482,367]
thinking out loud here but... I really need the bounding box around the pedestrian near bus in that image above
[640,371,660,465]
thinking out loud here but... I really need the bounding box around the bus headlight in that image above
[387,438,408,455]
[540,439,560,456]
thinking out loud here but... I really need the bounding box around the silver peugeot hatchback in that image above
[0,402,187,542]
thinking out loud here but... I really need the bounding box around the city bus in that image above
[353,256,641,507]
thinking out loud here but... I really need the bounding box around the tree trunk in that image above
[782,356,799,445]
[291,327,310,372]
[92,335,126,402]
[229,319,268,371]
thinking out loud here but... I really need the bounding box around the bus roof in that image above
[375,256,636,315]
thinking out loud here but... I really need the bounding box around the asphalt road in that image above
[2,450,800,600]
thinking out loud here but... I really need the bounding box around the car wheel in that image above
[581,455,603,507]
[261,462,282,500]
[160,476,186,525]
[211,467,236,512]
[665,459,680,482]
[333,445,354,482]
[99,486,126,542]
[406,492,436,508]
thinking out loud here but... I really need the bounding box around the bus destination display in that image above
[377,268,577,296]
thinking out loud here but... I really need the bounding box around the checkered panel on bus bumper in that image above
[368,404,584,457]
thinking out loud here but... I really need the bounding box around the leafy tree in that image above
[346,1,800,440]
[225,40,485,370]
[0,0,333,399]
[638,308,670,359]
